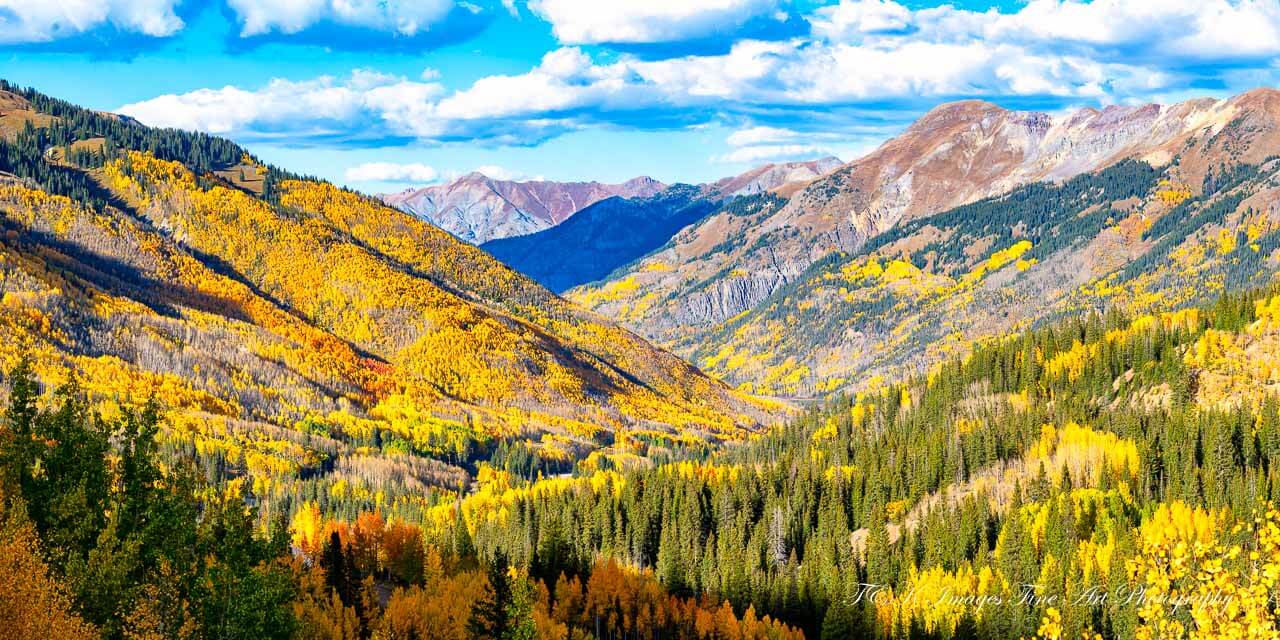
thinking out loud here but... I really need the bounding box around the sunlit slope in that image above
[0,83,772,506]
[697,154,1280,396]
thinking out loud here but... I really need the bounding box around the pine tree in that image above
[322,531,353,605]
[0,359,38,492]
[469,551,516,640]
[820,596,857,640]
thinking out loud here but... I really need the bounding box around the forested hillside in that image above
[0,80,774,532]
[695,156,1280,396]
[443,283,1280,639]
[0,361,806,639]
[13,257,1280,639]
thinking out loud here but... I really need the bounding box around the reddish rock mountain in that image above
[777,94,1265,244]
[572,90,1280,358]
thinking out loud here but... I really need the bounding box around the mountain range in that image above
[571,89,1280,395]
[381,157,843,247]
[481,184,720,293]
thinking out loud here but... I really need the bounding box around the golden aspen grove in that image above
[6,65,1280,640]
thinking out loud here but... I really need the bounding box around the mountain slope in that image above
[0,81,772,510]
[573,90,1280,393]
[697,113,1280,395]
[483,158,841,295]
[382,172,665,243]
[480,184,720,293]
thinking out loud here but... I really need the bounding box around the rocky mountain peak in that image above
[908,99,1007,127]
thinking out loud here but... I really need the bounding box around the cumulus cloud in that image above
[717,144,832,164]
[345,162,438,183]
[528,0,783,44]
[470,165,541,182]
[810,0,912,39]
[224,0,455,37]
[719,126,854,164]
[0,0,479,47]
[115,0,1280,149]
[429,165,544,183]
[118,70,446,141]
[975,0,1280,59]
[813,0,1280,62]
[726,126,803,147]
[0,0,184,43]
[117,38,1167,146]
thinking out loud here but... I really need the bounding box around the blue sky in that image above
[2,1,1279,194]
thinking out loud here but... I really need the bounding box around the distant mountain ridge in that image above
[475,157,844,292]
[381,172,665,243]
[380,156,842,248]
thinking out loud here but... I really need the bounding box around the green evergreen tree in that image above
[470,551,517,640]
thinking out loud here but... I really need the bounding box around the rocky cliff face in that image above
[571,90,1280,362]
[382,173,665,243]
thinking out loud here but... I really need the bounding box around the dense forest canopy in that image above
[8,282,1280,639]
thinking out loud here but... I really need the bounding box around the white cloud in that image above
[434,165,544,182]
[1173,0,1280,58]
[118,70,446,139]
[814,0,1280,61]
[641,39,1147,105]
[528,0,782,44]
[0,0,184,43]
[811,0,912,40]
[719,126,859,164]
[471,165,538,181]
[224,0,456,37]
[119,39,1165,146]
[0,0,473,44]
[721,122,897,165]
[726,126,802,147]
[344,162,438,183]
[116,0,1280,150]
[716,144,830,164]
